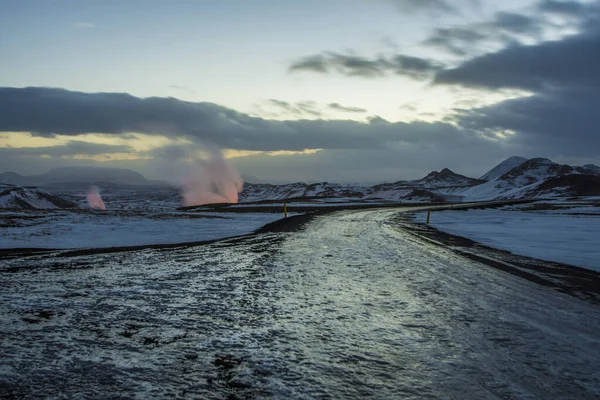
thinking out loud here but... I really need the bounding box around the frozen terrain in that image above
[412,202,600,271]
[0,210,290,249]
[1,209,599,399]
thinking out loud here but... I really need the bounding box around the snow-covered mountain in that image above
[239,182,369,202]
[361,170,474,202]
[239,168,484,203]
[239,158,600,203]
[238,172,472,203]
[480,156,528,181]
[461,158,600,200]
[411,168,486,189]
[0,184,78,209]
[3,158,599,206]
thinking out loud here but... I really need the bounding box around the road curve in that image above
[1,209,599,399]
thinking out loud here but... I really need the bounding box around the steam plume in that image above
[182,149,244,206]
[87,186,106,210]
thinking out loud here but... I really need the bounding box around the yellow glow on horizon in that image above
[54,132,187,151]
[0,132,68,147]
[0,131,183,152]
[65,153,153,161]
[224,148,320,159]
[0,132,324,161]
[222,149,263,158]
[267,149,320,156]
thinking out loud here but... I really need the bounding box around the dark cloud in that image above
[538,0,586,16]
[423,11,543,56]
[537,1,600,32]
[295,101,322,117]
[288,55,329,74]
[268,99,291,109]
[455,86,600,155]
[435,31,600,91]
[2,75,599,182]
[0,87,471,152]
[267,99,322,117]
[289,52,443,79]
[390,55,444,77]
[0,141,133,158]
[492,12,541,35]
[386,0,454,14]
[423,27,489,56]
[289,54,385,77]
[263,99,366,117]
[328,103,367,113]
[147,144,191,161]
[436,19,600,157]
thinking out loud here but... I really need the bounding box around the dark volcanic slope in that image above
[531,174,600,197]
[0,184,77,209]
[412,168,486,188]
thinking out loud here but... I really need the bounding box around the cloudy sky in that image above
[1,0,599,183]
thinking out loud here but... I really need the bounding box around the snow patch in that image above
[413,208,600,271]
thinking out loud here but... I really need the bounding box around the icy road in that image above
[1,209,600,399]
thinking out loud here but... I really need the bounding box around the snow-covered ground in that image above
[0,211,290,249]
[412,204,600,271]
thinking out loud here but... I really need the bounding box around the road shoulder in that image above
[394,213,600,305]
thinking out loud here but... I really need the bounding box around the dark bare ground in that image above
[395,213,600,305]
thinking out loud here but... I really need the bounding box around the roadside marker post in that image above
[426,210,431,224]
[284,202,288,218]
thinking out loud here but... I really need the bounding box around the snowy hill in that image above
[357,169,483,202]
[0,184,78,209]
[411,168,485,189]
[461,158,600,200]
[367,187,446,202]
[480,156,528,181]
[240,179,452,203]
[240,182,369,202]
[583,164,600,175]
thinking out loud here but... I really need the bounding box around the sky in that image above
[1,0,599,183]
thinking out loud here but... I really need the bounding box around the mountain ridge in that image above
[480,156,529,181]
[2,158,599,205]
[0,183,78,209]
[242,157,600,202]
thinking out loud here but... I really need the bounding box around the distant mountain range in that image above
[240,157,600,202]
[0,166,166,188]
[1,157,599,209]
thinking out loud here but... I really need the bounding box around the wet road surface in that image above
[1,209,599,399]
